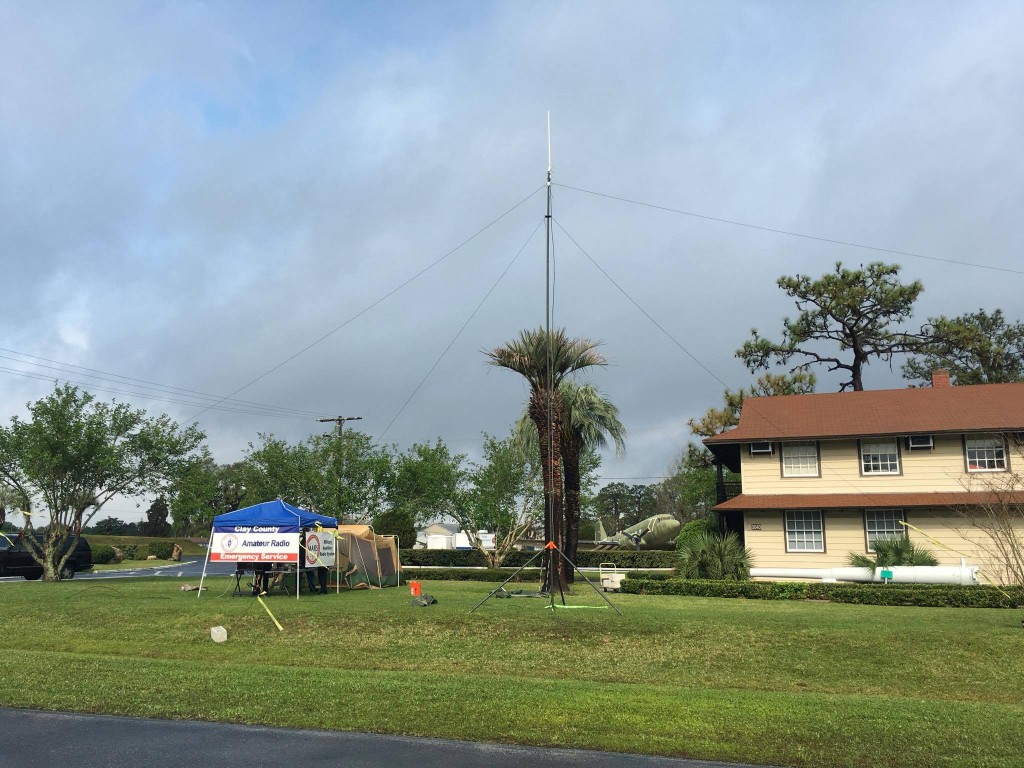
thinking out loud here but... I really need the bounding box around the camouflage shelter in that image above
[335,525,400,588]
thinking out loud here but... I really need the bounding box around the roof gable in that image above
[705,381,1024,444]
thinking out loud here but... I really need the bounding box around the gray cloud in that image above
[2,1,1023,520]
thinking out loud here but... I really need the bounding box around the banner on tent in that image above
[304,530,335,567]
[210,526,300,562]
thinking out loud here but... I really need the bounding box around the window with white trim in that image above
[965,435,1007,472]
[865,509,905,551]
[785,510,824,552]
[781,442,818,477]
[861,439,900,475]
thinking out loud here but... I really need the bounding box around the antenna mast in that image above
[544,112,558,597]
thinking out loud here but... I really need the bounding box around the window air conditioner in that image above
[906,435,934,450]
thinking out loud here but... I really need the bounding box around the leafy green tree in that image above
[388,439,466,525]
[307,429,392,523]
[239,435,317,511]
[0,385,204,580]
[592,481,631,535]
[169,455,247,535]
[903,308,1024,385]
[236,430,393,524]
[456,433,543,568]
[139,496,171,537]
[86,516,131,535]
[678,531,752,580]
[688,372,816,438]
[370,508,417,547]
[593,482,656,533]
[738,262,923,391]
[654,443,738,522]
[487,328,606,589]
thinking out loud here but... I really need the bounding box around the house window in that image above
[865,509,905,551]
[861,439,900,475]
[785,510,824,552]
[781,442,818,477]
[965,435,1007,472]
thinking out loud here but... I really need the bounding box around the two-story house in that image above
[703,371,1024,583]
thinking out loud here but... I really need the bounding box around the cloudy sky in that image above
[2,1,1023,521]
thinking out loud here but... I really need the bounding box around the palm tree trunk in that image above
[531,390,566,592]
[561,432,582,584]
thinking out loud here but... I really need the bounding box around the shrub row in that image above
[147,541,175,560]
[620,578,1024,608]
[91,544,117,564]
[399,549,676,569]
[404,568,537,583]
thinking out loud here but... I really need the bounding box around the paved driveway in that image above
[0,559,230,583]
[0,708,772,768]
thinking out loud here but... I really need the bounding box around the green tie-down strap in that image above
[410,594,437,607]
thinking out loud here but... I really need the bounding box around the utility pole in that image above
[318,416,363,524]
[318,416,363,453]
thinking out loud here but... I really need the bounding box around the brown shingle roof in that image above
[715,491,1024,510]
[704,382,1024,445]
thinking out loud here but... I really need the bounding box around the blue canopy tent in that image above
[212,500,337,531]
[198,500,338,599]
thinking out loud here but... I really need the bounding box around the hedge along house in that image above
[703,371,1024,585]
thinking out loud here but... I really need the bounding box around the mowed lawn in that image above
[0,579,1022,767]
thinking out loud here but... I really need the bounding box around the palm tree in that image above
[516,381,626,582]
[487,328,606,590]
[678,531,753,580]
[848,537,938,569]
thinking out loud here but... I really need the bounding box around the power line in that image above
[0,366,313,421]
[185,185,545,423]
[556,212,957,509]
[377,219,545,441]
[554,218,733,392]
[556,182,1024,277]
[0,348,322,419]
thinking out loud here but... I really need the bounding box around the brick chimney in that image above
[931,369,951,388]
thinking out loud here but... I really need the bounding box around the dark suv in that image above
[0,533,93,580]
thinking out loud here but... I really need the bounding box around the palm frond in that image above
[485,328,606,390]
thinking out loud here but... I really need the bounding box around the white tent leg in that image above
[197,526,213,599]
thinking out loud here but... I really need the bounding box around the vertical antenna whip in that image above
[547,111,552,176]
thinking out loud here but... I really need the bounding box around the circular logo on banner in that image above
[222,535,238,552]
[306,534,320,565]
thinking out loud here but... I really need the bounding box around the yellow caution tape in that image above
[256,595,284,632]
[899,520,970,558]
[0,532,16,547]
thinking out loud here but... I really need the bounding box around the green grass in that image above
[1,579,1022,767]
[84,535,206,555]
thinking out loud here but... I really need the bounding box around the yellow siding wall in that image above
[741,435,1024,495]
[744,508,1024,584]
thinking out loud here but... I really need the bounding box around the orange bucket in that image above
[409,580,422,596]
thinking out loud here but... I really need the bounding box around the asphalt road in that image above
[0,708,771,768]
[0,558,227,583]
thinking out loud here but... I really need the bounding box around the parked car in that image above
[0,532,93,580]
